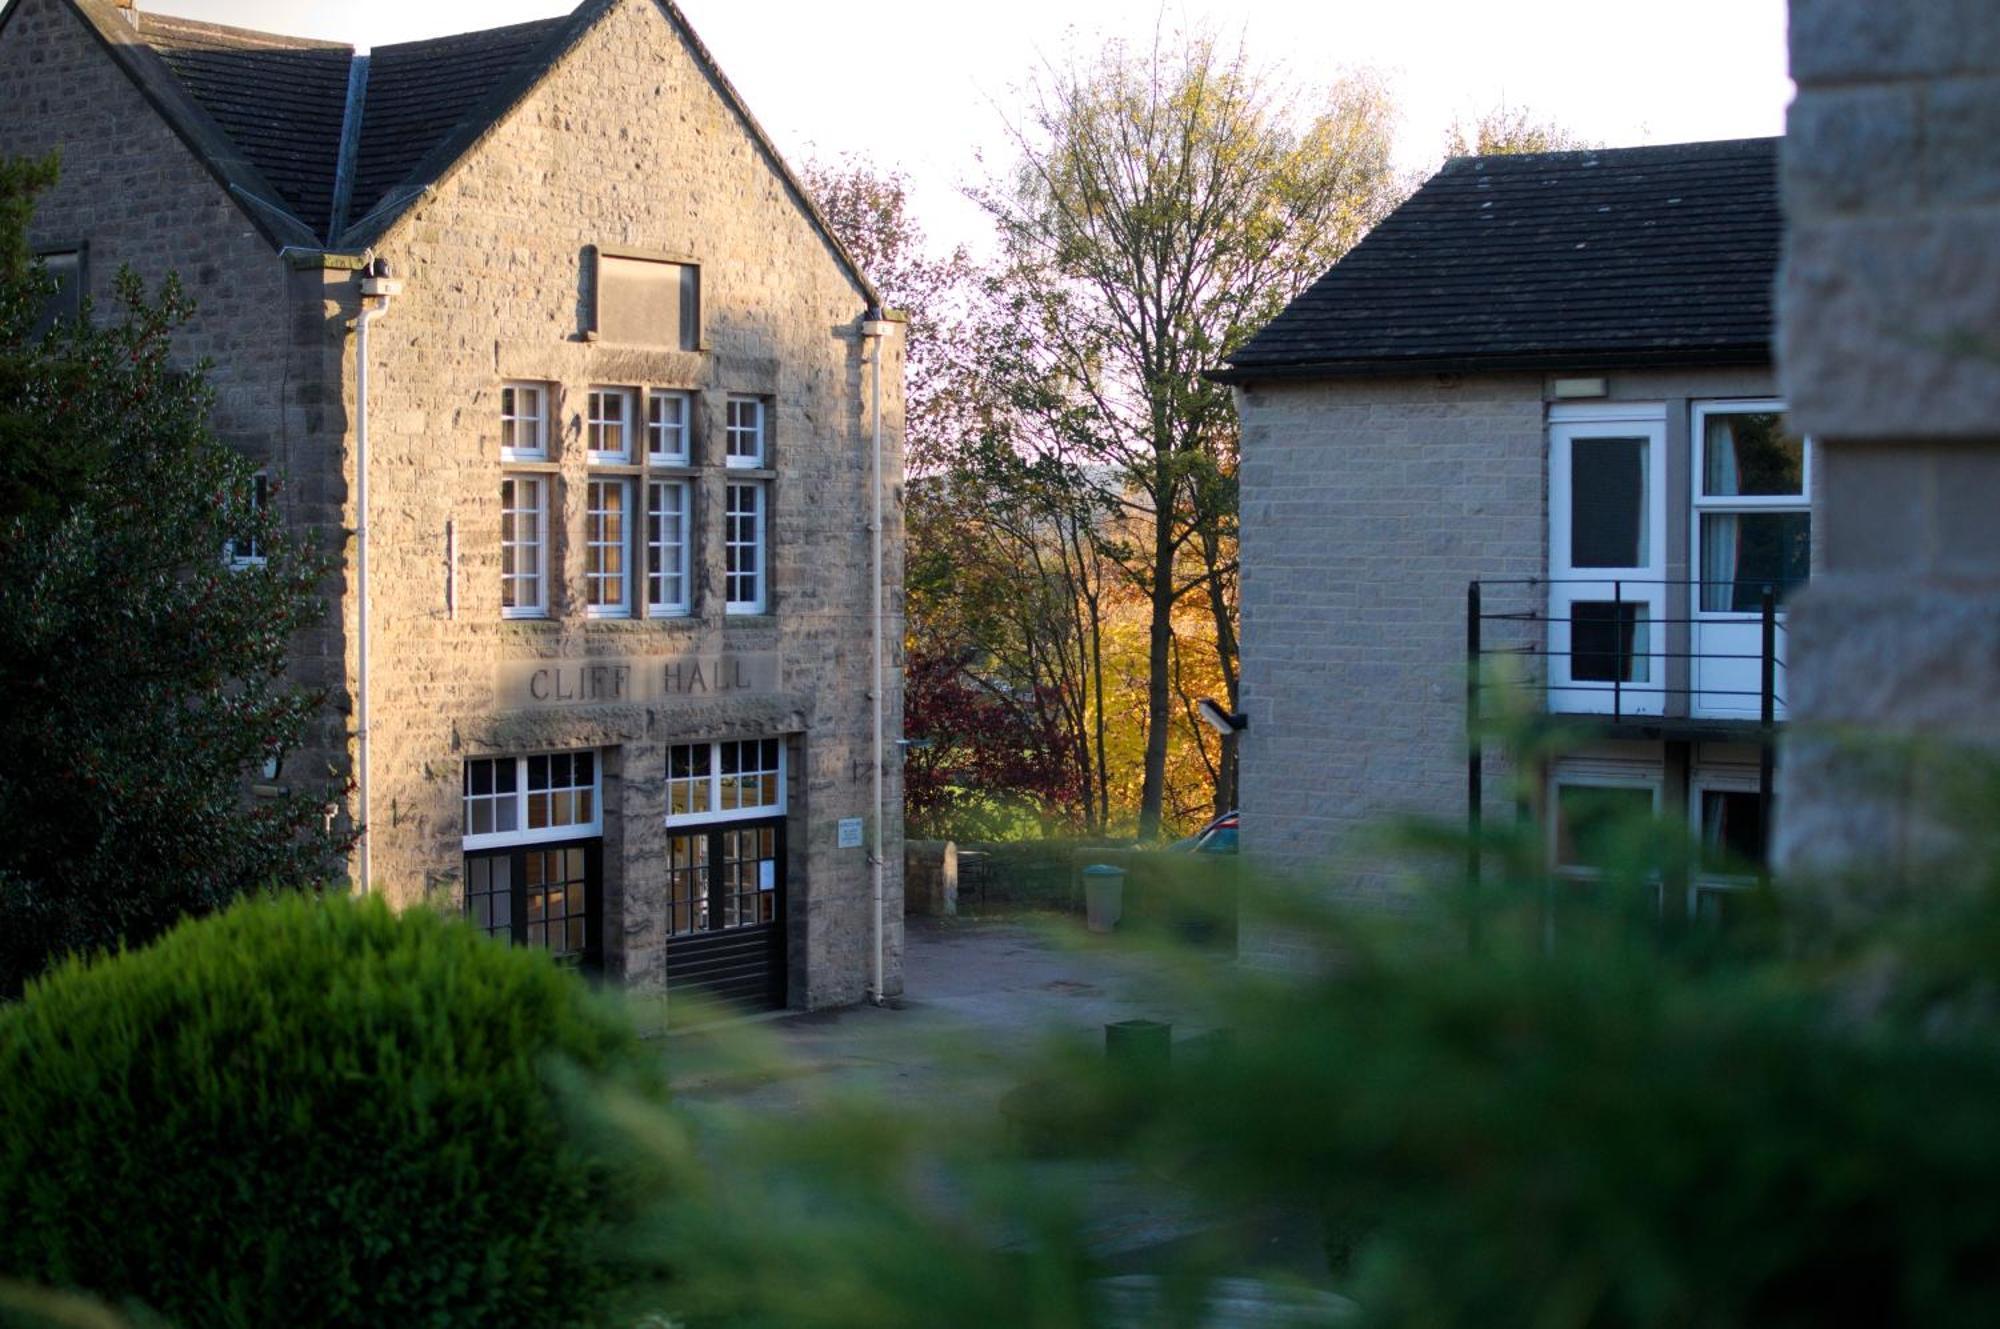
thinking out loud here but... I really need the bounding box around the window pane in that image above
[1700,789,1767,873]
[1703,412,1803,497]
[1570,601,1650,683]
[1699,512,1811,613]
[1554,784,1656,870]
[1569,437,1647,569]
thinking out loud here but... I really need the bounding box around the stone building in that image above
[1217,139,1795,961]
[0,0,907,1010]
[1777,0,2000,883]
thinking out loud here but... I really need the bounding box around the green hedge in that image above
[0,892,666,1329]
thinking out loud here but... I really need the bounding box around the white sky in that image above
[142,0,1793,257]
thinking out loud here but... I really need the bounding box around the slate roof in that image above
[25,0,878,301]
[345,17,570,235]
[135,13,352,238]
[1216,137,1781,383]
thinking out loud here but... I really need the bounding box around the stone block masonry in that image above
[0,0,907,1010]
[1777,0,2000,884]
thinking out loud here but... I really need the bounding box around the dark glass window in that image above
[29,249,81,337]
[1571,601,1650,683]
[1700,512,1812,612]
[1700,789,1767,874]
[1570,436,1647,568]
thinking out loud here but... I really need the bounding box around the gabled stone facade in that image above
[0,0,907,1010]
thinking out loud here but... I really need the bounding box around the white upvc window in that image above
[724,480,767,614]
[500,382,549,460]
[664,738,786,827]
[724,395,765,467]
[1693,401,1810,613]
[225,470,268,569]
[587,386,637,463]
[1547,403,1669,717]
[648,389,692,464]
[647,479,692,616]
[585,477,634,617]
[500,474,548,618]
[462,750,602,850]
[1549,762,1662,880]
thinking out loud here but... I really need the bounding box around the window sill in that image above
[724,467,776,480]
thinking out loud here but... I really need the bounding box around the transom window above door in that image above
[664,738,786,826]
[463,750,602,849]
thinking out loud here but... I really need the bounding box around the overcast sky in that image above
[141,0,1794,256]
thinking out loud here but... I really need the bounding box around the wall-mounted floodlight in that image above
[896,737,935,751]
[1197,698,1248,736]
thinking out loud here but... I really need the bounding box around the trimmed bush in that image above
[0,892,666,1329]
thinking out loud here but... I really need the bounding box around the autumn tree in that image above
[976,33,1402,836]
[1445,104,1597,157]
[807,159,1107,835]
[0,158,349,994]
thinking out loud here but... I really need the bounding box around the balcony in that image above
[1468,577,1788,738]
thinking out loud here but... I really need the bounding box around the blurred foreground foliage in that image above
[615,737,2000,1327]
[10,740,2000,1328]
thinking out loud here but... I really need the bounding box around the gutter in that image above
[1207,344,1773,387]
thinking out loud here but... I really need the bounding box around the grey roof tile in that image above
[133,12,353,239]
[1219,137,1781,380]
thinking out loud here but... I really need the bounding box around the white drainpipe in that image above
[354,259,402,893]
[861,312,892,1004]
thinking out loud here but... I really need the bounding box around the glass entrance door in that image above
[664,818,786,1009]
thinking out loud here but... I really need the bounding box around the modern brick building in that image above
[1218,140,1798,958]
[0,0,907,1010]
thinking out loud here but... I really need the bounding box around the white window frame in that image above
[647,478,692,617]
[1688,766,1765,888]
[1547,403,1668,717]
[1548,760,1663,881]
[500,382,549,461]
[225,470,269,569]
[587,386,638,464]
[724,480,767,614]
[585,476,635,618]
[1691,399,1811,613]
[500,473,548,619]
[648,389,693,464]
[725,395,766,468]
[1689,399,1808,719]
[663,739,788,829]
[462,750,603,851]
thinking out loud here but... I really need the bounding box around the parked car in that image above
[1169,810,1238,855]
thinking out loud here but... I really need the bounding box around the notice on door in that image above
[496,652,780,710]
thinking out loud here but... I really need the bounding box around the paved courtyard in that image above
[667,916,1330,1280]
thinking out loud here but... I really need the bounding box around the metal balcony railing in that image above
[1464,578,1789,891]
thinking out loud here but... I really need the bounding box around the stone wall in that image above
[349,0,905,1006]
[1777,0,2000,880]
[0,0,353,810]
[0,0,906,1009]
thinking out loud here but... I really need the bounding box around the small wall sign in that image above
[837,817,864,849]
[495,652,780,710]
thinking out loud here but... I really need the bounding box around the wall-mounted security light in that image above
[1197,698,1248,736]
